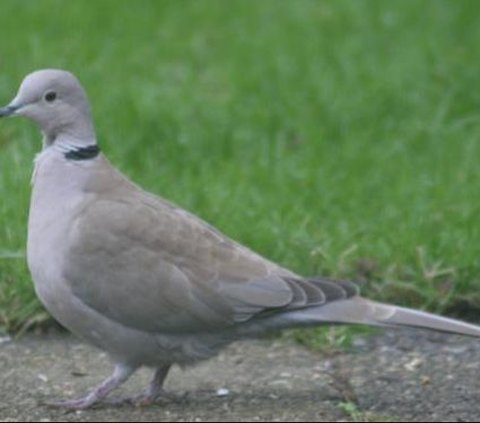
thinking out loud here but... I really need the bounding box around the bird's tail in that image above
[287,297,480,337]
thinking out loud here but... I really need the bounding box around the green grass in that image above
[337,401,397,422]
[1,0,480,333]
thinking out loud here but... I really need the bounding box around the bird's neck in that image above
[51,138,100,160]
[42,113,97,149]
[42,132,100,160]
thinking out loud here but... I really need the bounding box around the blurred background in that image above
[0,0,479,341]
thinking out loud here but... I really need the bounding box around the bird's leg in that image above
[108,364,177,406]
[141,364,173,402]
[46,363,136,410]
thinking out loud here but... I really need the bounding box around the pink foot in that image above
[45,363,136,410]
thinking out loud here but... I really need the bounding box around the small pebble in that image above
[0,336,12,345]
[404,356,423,371]
[37,374,48,383]
[216,388,230,397]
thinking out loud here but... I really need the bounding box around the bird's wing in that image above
[64,189,357,334]
[62,189,317,333]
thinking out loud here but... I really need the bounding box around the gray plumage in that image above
[1,69,479,409]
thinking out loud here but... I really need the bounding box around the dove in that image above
[1,69,479,410]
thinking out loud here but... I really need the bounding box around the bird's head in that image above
[0,69,95,145]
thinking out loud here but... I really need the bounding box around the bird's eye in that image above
[44,91,57,103]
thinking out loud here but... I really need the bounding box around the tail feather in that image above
[289,297,480,338]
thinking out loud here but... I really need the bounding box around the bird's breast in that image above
[27,166,88,310]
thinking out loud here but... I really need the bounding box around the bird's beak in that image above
[0,103,21,118]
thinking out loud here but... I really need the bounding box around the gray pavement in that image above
[0,329,479,422]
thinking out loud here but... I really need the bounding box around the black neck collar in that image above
[64,145,100,161]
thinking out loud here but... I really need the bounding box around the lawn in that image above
[0,0,479,335]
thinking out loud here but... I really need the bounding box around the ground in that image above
[1,329,479,422]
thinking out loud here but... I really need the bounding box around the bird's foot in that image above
[45,396,101,410]
[44,363,136,410]
[106,389,185,407]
